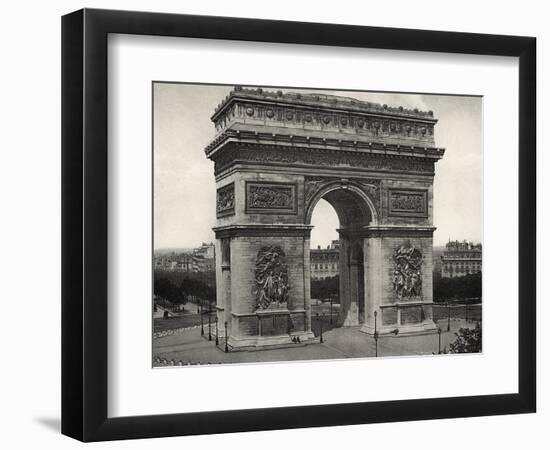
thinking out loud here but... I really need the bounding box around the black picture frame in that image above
[61,8,536,442]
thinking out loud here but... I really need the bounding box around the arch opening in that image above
[305,182,378,228]
[308,186,373,330]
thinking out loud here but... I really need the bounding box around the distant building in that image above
[154,252,191,271]
[310,240,340,280]
[441,240,482,278]
[175,253,193,272]
[192,242,215,272]
[153,244,214,273]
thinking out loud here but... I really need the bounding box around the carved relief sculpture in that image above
[389,189,428,217]
[212,146,436,176]
[253,246,289,310]
[357,180,381,213]
[392,193,424,211]
[392,245,423,300]
[304,177,328,205]
[304,176,381,215]
[216,182,235,217]
[246,182,297,214]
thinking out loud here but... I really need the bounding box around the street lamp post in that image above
[317,313,324,344]
[438,327,442,354]
[208,310,212,341]
[329,299,333,324]
[200,302,204,337]
[286,314,291,334]
[374,310,378,358]
[224,321,228,353]
[447,302,451,332]
[215,315,219,346]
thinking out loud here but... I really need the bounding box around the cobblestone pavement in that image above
[152,319,478,367]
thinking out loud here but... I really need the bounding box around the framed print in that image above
[61,8,536,442]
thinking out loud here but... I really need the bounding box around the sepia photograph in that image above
[152,83,483,367]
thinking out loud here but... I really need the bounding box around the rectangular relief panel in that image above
[245,181,297,214]
[388,189,428,217]
[216,182,235,217]
[382,306,398,325]
[400,306,424,325]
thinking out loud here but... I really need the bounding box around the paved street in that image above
[153,318,478,366]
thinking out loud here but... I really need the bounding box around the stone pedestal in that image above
[215,222,318,351]
[227,308,317,351]
[360,304,438,336]
[359,229,438,337]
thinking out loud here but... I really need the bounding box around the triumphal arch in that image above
[205,87,445,350]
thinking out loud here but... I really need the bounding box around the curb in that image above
[153,324,202,339]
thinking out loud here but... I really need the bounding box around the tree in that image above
[449,322,482,353]
[311,275,339,300]
[433,272,482,302]
[154,278,185,305]
[179,277,215,304]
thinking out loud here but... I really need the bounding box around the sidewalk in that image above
[153,319,478,366]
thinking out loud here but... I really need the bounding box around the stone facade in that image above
[310,240,340,280]
[441,240,482,278]
[205,87,445,348]
[190,242,215,272]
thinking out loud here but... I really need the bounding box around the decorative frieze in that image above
[389,189,428,217]
[213,146,435,176]
[245,181,297,214]
[216,182,235,217]
[220,101,435,141]
[210,87,439,149]
[213,87,436,118]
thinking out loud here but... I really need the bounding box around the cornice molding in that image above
[338,225,436,238]
[213,224,314,238]
[212,86,437,122]
[205,128,445,160]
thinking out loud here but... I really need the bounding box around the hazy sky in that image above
[154,83,482,249]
